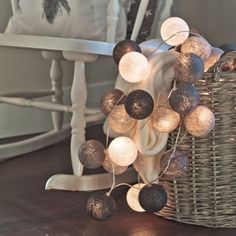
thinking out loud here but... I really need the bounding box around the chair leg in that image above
[45,167,138,191]
[70,61,87,176]
[50,58,64,130]
[42,51,64,131]
[45,53,138,191]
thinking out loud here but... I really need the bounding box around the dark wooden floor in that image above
[1,125,236,236]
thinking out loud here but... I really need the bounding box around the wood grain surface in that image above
[0,125,235,236]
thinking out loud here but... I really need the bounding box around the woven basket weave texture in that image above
[158,52,236,228]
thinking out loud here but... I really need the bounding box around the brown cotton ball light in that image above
[102,150,128,175]
[218,44,236,72]
[78,140,105,169]
[108,104,136,133]
[181,36,211,62]
[184,105,215,137]
[220,51,236,72]
[151,106,180,133]
[169,82,200,115]
[204,47,224,72]
[113,39,141,65]
[160,151,188,180]
[222,58,236,72]
[100,88,126,115]
[174,53,204,84]
[87,192,116,221]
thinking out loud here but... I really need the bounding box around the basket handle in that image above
[210,50,236,81]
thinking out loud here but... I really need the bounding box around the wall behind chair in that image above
[171,0,236,46]
[0,0,117,138]
[1,0,236,138]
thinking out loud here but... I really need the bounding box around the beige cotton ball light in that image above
[181,36,211,62]
[151,106,180,133]
[184,105,215,137]
[108,104,136,133]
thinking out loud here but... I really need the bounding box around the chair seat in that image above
[0,33,114,56]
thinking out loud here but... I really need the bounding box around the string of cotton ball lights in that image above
[76,16,236,221]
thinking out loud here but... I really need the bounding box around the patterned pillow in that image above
[126,0,158,43]
[5,0,129,42]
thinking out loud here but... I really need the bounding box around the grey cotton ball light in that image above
[169,82,200,115]
[160,151,188,180]
[218,43,236,53]
[138,184,167,213]
[125,89,154,120]
[78,140,105,169]
[174,53,204,84]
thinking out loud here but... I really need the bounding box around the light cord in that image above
[107,163,116,195]
[148,30,202,58]
[106,30,200,193]
[167,79,177,100]
[159,122,182,178]
[149,124,186,184]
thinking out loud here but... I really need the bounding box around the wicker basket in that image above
[158,51,236,228]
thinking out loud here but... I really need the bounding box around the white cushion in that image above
[5,0,129,42]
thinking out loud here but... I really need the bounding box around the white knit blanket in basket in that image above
[104,39,178,182]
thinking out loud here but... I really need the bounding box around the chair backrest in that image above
[9,0,128,44]
[10,0,19,15]
[9,0,151,44]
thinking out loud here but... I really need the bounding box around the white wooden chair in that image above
[0,0,173,191]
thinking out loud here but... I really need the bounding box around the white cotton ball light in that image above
[118,52,149,83]
[126,183,146,212]
[102,150,128,175]
[108,136,138,166]
[160,17,189,46]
